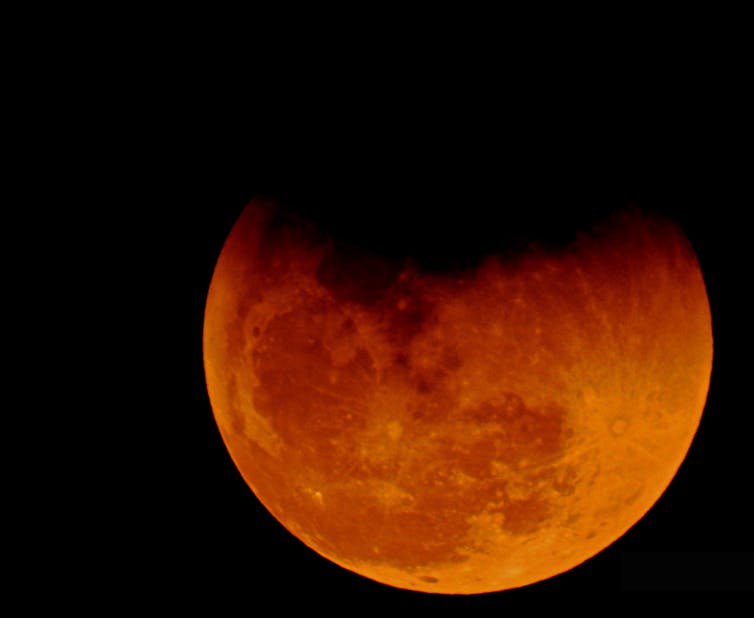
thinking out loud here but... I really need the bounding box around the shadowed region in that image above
[316,242,404,306]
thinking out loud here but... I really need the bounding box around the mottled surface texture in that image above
[203,201,712,593]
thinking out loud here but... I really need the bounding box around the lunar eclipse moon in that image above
[203,199,712,594]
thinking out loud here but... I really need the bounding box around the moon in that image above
[203,198,712,594]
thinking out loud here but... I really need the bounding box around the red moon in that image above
[203,200,712,593]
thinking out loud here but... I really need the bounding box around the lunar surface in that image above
[203,200,712,593]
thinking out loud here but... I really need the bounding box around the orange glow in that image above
[203,200,712,593]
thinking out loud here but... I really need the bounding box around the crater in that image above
[611,418,628,435]
[382,288,435,345]
[419,575,439,583]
